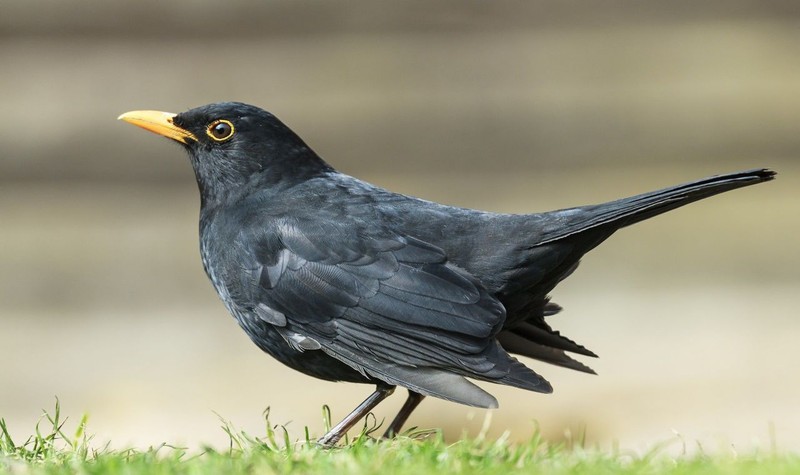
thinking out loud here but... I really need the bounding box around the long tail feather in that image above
[537,168,775,245]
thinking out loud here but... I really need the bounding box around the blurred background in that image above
[1,0,798,454]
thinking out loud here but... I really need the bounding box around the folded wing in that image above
[237,217,552,407]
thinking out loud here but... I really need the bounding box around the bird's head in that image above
[119,102,331,205]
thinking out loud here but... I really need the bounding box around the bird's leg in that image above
[317,384,395,447]
[382,390,425,439]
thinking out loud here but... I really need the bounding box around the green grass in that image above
[1,401,797,475]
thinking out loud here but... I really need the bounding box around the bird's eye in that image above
[206,120,235,142]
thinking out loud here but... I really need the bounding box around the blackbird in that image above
[119,102,774,446]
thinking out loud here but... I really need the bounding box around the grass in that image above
[1,401,798,475]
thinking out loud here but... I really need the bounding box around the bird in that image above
[119,102,774,446]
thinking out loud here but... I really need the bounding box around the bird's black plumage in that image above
[119,102,775,445]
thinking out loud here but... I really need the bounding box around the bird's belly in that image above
[231,308,372,385]
[200,239,371,385]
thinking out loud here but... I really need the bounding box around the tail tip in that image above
[754,168,777,181]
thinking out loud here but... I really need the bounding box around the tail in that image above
[497,168,775,375]
[536,168,775,245]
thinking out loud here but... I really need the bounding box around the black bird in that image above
[119,102,774,446]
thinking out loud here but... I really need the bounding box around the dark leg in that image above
[382,390,425,439]
[317,384,395,447]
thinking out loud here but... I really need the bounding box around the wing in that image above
[234,216,551,407]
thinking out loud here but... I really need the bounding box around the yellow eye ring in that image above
[206,119,235,142]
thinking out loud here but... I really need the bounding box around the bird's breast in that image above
[199,233,240,316]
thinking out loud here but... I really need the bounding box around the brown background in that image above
[1,0,798,453]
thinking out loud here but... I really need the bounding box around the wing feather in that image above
[235,219,551,401]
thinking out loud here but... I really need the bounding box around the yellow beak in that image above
[118,110,197,144]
